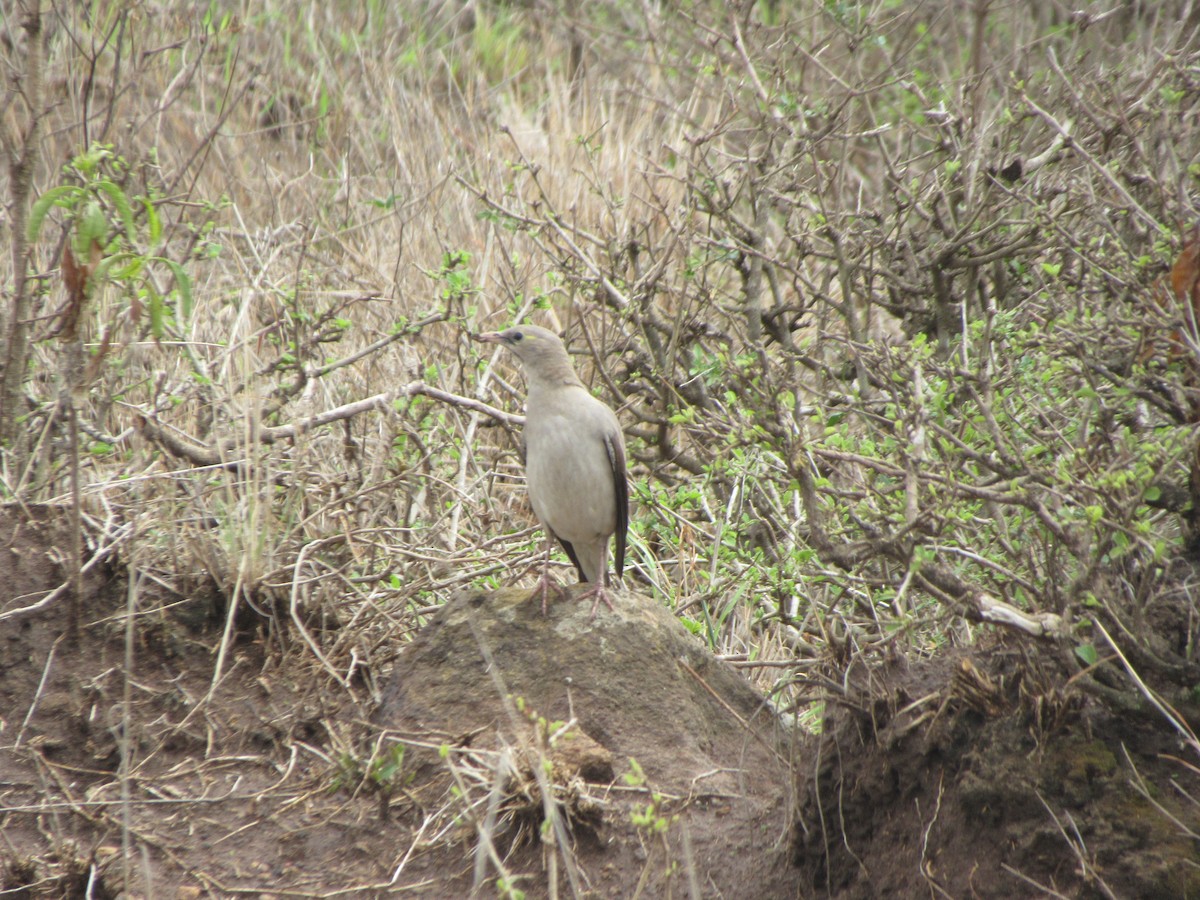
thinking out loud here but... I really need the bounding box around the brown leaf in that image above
[1141,229,1200,375]
[84,325,115,383]
[62,244,84,305]
[57,243,89,342]
[129,285,143,326]
[1170,228,1200,315]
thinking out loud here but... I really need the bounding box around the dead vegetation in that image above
[2,0,1200,896]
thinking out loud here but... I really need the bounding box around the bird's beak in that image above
[475,331,504,344]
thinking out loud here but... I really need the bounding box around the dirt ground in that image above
[0,504,797,898]
[3,504,1200,898]
[793,645,1200,898]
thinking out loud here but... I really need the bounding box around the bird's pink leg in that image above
[577,581,616,619]
[530,536,561,614]
[531,573,558,615]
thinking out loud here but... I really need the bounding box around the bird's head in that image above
[477,325,563,361]
[476,325,579,384]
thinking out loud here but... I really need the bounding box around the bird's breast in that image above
[523,413,617,542]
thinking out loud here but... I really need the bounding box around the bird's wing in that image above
[605,428,628,580]
[558,536,587,582]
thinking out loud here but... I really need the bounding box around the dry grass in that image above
[1,2,717,674]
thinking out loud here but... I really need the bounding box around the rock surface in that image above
[377,584,799,897]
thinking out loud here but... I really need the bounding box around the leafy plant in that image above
[28,143,192,343]
[331,742,413,822]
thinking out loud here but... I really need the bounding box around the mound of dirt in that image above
[794,645,1200,899]
[376,585,798,897]
[376,588,796,897]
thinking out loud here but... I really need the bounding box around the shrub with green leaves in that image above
[28,143,193,341]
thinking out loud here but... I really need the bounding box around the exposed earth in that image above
[2,504,1199,898]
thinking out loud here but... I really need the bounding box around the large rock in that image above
[377,585,799,897]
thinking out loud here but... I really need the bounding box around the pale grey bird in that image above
[477,325,628,615]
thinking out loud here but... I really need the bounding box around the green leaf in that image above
[95,180,136,243]
[1074,643,1098,666]
[161,259,194,321]
[88,253,121,291]
[143,197,162,250]
[28,185,84,243]
[73,143,111,176]
[75,200,108,258]
[147,286,165,339]
[622,757,646,787]
[111,256,145,281]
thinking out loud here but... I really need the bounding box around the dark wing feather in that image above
[606,430,629,582]
[558,536,588,582]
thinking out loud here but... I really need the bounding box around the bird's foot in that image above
[530,573,563,615]
[578,583,616,619]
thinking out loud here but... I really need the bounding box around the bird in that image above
[477,324,628,616]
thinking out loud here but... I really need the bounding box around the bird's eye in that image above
[511,331,523,342]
